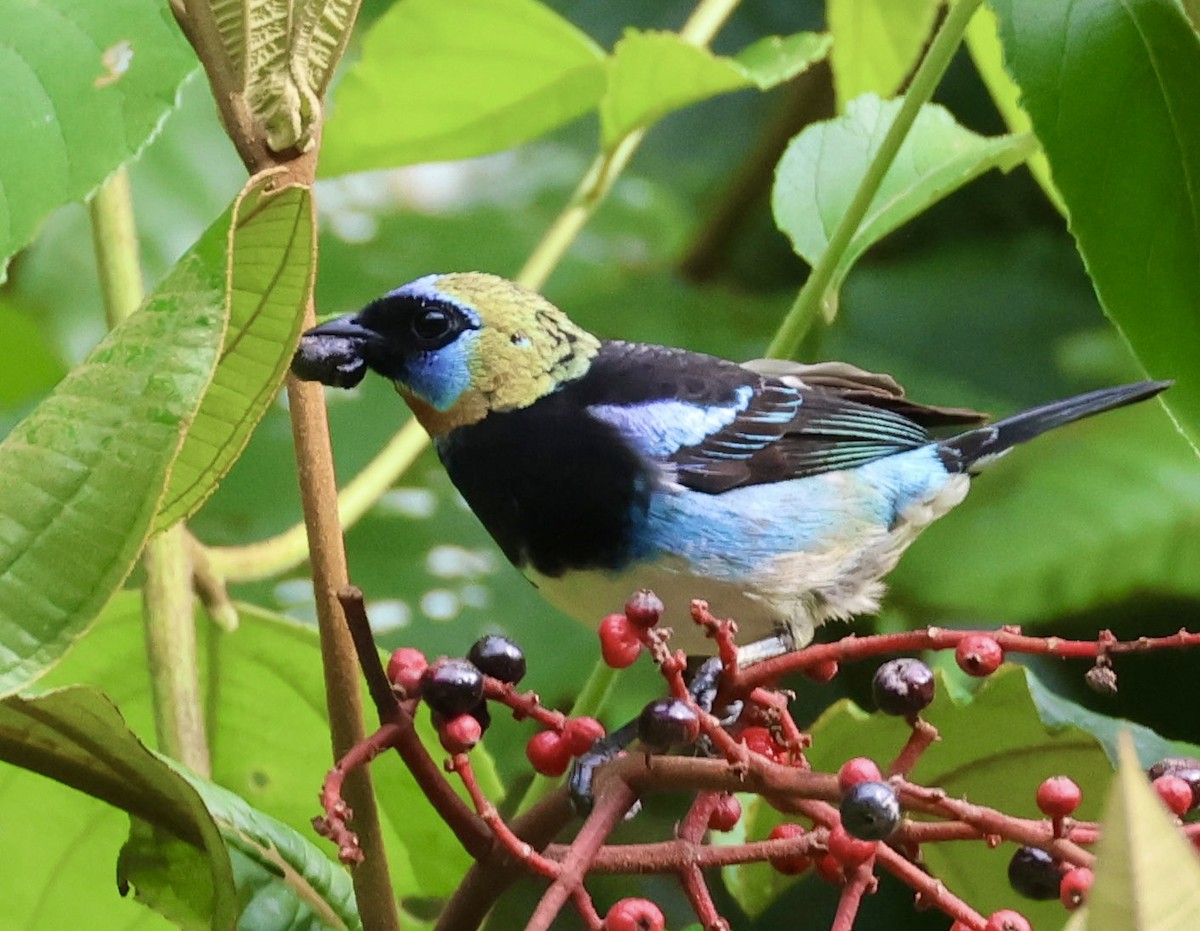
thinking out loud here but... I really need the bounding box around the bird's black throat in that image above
[435,388,656,578]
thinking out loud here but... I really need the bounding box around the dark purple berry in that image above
[467,634,526,685]
[637,698,700,752]
[421,658,485,717]
[1007,845,1061,900]
[872,658,935,716]
[839,781,901,840]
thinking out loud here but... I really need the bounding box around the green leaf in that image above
[33,593,494,917]
[0,0,196,280]
[891,405,1200,621]
[0,295,66,408]
[166,760,361,931]
[0,687,237,927]
[600,30,830,148]
[827,0,942,109]
[728,667,1110,923]
[988,0,1200,451]
[155,175,314,529]
[1075,732,1200,930]
[963,4,1063,211]
[772,94,1035,312]
[0,225,226,695]
[319,0,606,177]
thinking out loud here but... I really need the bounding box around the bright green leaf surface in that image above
[167,760,361,931]
[828,0,941,109]
[155,177,314,529]
[772,94,1034,307]
[0,0,195,280]
[728,667,1110,922]
[1080,734,1200,930]
[892,404,1200,621]
[601,31,830,148]
[320,0,605,177]
[963,4,1062,211]
[989,0,1200,450]
[0,231,225,695]
[0,688,236,927]
[31,593,493,918]
[0,295,66,407]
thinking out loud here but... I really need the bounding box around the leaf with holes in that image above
[0,0,195,280]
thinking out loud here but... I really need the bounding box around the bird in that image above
[291,271,1170,660]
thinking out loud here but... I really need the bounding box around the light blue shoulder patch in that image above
[588,385,754,458]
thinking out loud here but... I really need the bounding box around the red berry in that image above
[526,730,571,777]
[624,590,664,629]
[766,823,810,874]
[956,634,1004,677]
[707,794,742,833]
[984,909,1032,931]
[804,658,840,683]
[1036,775,1083,819]
[563,716,606,756]
[603,897,664,931]
[438,713,482,754]
[813,852,844,884]
[827,823,876,867]
[599,614,642,668]
[1153,774,1193,816]
[1060,866,1094,910]
[838,757,883,792]
[386,647,427,696]
[740,726,782,761]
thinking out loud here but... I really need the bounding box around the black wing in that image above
[575,342,987,495]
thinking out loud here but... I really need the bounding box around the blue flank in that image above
[587,387,755,458]
[630,444,954,579]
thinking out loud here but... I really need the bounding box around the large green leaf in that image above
[155,176,314,529]
[0,688,237,928]
[0,225,226,695]
[772,94,1034,316]
[728,667,1110,924]
[827,0,941,110]
[1075,733,1200,930]
[988,0,1200,450]
[963,4,1062,211]
[891,404,1200,621]
[0,0,196,280]
[30,593,497,922]
[600,30,830,149]
[320,0,606,177]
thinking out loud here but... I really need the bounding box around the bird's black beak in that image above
[291,312,376,389]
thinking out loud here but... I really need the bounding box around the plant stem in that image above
[205,417,429,582]
[287,363,400,931]
[518,0,742,292]
[766,0,985,359]
[90,170,212,776]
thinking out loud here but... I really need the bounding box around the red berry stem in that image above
[830,862,876,931]
[887,716,940,778]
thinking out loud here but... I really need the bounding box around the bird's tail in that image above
[939,380,1171,473]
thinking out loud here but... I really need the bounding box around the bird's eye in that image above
[411,306,454,344]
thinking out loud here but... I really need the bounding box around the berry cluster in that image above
[318,587,1200,931]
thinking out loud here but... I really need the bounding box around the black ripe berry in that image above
[467,634,527,685]
[1007,845,1061,900]
[637,698,700,752]
[840,781,901,840]
[421,659,485,717]
[872,658,935,716]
